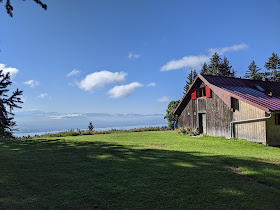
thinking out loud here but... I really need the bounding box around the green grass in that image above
[1,131,280,209]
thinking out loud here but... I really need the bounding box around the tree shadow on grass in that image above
[0,138,280,209]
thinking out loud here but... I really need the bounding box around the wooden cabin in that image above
[174,74,280,146]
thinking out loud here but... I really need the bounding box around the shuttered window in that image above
[206,86,211,98]
[191,89,197,99]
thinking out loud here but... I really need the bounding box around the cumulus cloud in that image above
[128,53,141,59]
[157,96,170,103]
[38,93,48,99]
[79,70,127,92]
[66,69,81,77]
[147,83,156,87]
[0,64,19,80]
[161,43,248,71]
[108,82,143,98]
[24,80,39,88]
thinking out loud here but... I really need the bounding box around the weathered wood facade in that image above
[175,75,280,146]
[178,91,233,138]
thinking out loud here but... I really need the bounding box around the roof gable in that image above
[174,74,280,115]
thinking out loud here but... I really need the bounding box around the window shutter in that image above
[276,113,279,125]
[206,86,211,98]
[191,89,197,99]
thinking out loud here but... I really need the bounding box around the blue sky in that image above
[1,0,280,114]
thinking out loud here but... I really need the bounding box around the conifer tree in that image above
[183,70,197,95]
[208,52,221,75]
[201,63,208,75]
[0,70,23,138]
[245,60,262,80]
[219,56,234,77]
[264,52,280,82]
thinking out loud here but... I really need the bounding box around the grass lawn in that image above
[1,131,280,209]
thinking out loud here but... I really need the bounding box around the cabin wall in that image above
[178,91,233,138]
[178,97,197,131]
[206,93,233,138]
[266,113,280,146]
[233,100,266,143]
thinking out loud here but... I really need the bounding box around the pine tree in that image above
[0,70,23,137]
[264,52,280,82]
[219,56,234,76]
[245,60,262,80]
[201,63,208,75]
[183,70,197,95]
[208,52,221,75]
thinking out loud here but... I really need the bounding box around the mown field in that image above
[1,131,280,209]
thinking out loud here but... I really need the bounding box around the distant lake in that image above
[13,110,167,137]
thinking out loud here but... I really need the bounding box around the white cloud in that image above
[24,80,39,88]
[147,83,156,87]
[209,43,248,55]
[38,93,48,99]
[0,64,19,80]
[128,53,140,59]
[66,69,81,77]
[157,96,170,103]
[161,43,248,71]
[108,82,143,98]
[161,55,209,71]
[79,70,127,92]
[49,114,83,120]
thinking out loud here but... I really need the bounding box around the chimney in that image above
[262,77,268,81]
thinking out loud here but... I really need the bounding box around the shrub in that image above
[88,121,94,131]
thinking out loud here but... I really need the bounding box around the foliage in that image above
[183,70,197,95]
[205,52,235,77]
[1,0,47,17]
[0,70,23,138]
[88,121,94,131]
[164,100,180,130]
[1,132,280,209]
[200,62,208,75]
[264,52,280,82]
[245,60,263,80]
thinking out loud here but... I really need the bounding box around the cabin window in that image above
[231,97,239,112]
[275,113,280,125]
[197,87,206,98]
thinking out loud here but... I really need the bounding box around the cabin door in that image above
[199,113,206,134]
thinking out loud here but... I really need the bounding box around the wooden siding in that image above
[266,113,280,146]
[206,93,233,138]
[233,100,266,143]
[178,97,197,131]
[178,91,233,138]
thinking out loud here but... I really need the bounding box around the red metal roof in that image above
[174,74,280,114]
